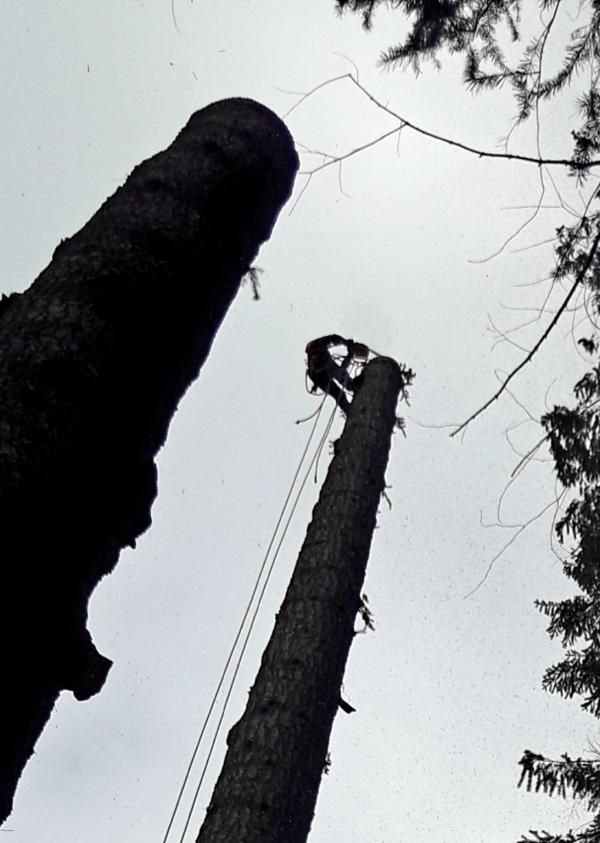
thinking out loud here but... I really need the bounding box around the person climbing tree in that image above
[305,334,369,413]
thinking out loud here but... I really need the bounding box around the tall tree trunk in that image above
[0,98,297,824]
[196,356,405,843]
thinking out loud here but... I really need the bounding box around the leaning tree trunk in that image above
[0,98,297,824]
[196,357,405,843]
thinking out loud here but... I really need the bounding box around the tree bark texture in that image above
[0,98,298,824]
[196,356,404,843]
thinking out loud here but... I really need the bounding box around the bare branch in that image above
[450,225,600,438]
[510,435,549,479]
[469,168,548,263]
[288,173,313,215]
[281,74,350,120]
[464,496,562,599]
[171,0,180,33]
[284,73,600,171]
[300,125,404,177]
[344,74,590,168]
[488,314,532,352]
[511,236,559,254]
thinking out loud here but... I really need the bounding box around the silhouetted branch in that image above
[450,226,600,438]
[285,73,600,177]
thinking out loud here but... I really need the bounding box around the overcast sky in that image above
[1,1,597,841]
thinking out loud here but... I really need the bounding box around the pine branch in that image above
[518,749,600,812]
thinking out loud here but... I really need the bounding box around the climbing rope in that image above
[161,394,339,843]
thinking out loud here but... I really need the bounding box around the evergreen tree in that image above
[515,343,600,843]
[335,1,600,840]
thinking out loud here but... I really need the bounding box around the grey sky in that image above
[1,1,594,841]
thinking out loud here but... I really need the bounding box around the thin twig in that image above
[510,435,548,479]
[345,73,590,168]
[282,74,350,119]
[464,496,561,599]
[469,167,548,264]
[285,73,600,171]
[488,315,531,352]
[450,226,600,438]
[300,125,404,177]
[511,235,559,254]
[171,0,180,32]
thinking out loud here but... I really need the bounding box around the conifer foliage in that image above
[336,0,600,150]
[336,1,600,840]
